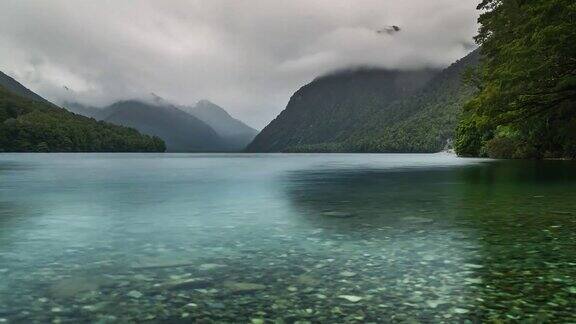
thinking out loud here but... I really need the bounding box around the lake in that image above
[0,153,575,322]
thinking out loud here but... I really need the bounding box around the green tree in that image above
[456,0,576,158]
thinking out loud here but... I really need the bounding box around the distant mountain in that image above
[103,100,226,152]
[184,100,258,151]
[0,73,165,152]
[65,98,258,152]
[246,50,479,153]
[63,102,110,120]
[245,68,438,152]
[0,71,47,103]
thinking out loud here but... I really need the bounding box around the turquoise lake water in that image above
[0,153,575,323]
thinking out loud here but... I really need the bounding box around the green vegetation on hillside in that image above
[248,52,479,153]
[0,86,165,152]
[246,69,438,152]
[341,51,479,153]
[455,0,576,159]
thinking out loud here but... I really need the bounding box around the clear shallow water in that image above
[0,153,575,323]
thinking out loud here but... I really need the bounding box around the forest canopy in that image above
[455,0,576,159]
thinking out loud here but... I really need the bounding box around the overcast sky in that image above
[0,0,479,129]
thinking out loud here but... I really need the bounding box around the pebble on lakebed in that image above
[223,282,267,293]
[338,295,363,302]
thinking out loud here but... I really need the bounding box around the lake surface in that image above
[0,153,575,323]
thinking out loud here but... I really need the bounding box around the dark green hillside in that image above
[0,85,165,152]
[340,50,480,153]
[245,69,437,152]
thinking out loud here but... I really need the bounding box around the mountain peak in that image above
[183,100,258,150]
[192,99,233,118]
[196,99,215,106]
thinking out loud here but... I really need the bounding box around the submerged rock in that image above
[401,216,434,224]
[338,295,363,303]
[198,263,227,271]
[339,271,357,278]
[160,278,212,290]
[321,211,355,218]
[464,278,483,285]
[206,302,225,309]
[296,274,319,285]
[49,277,110,299]
[426,300,448,309]
[224,282,267,293]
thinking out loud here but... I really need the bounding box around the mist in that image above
[0,0,479,128]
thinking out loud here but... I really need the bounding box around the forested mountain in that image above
[246,69,438,152]
[0,77,165,152]
[340,50,480,153]
[103,100,226,152]
[184,100,258,151]
[455,0,576,159]
[246,51,479,153]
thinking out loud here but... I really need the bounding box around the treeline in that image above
[455,0,576,159]
[0,86,165,152]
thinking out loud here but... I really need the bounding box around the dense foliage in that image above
[341,51,479,153]
[0,86,165,152]
[455,0,576,159]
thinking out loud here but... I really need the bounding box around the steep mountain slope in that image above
[0,83,165,152]
[247,50,479,153]
[103,100,226,152]
[245,69,438,152]
[184,100,258,151]
[340,49,481,153]
[0,71,48,103]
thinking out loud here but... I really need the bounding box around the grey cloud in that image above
[0,0,479,128]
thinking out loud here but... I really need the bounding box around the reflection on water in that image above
[0,154,575,322]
